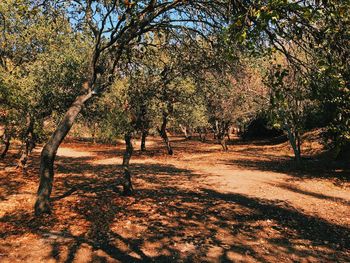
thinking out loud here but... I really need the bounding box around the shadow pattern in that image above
[0,142,349,262]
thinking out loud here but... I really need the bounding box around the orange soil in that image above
[0,136,349,262]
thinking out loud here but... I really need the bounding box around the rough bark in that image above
[0,132,10,159]
[158,111,173,155]
[34,91,92,216]
[122,133,134,195]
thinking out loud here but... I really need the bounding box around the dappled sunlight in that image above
[57,147,98,158]
[1,0,349,261]
[1,138,349,262]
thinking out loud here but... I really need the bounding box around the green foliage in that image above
[0,0,348,160]
[0,1,90,141]
[309,2,350,149]
[228,1,349,157]
[172,102,209,131]
[266,64,309,132]
[265,63,310,160]
[91,79,131,142]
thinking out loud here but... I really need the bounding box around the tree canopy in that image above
[0,0,348,215]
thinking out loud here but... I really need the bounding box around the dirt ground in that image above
[0,136,349,262]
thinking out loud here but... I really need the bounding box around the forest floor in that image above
[0,134,349,262]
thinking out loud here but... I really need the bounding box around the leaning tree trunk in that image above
[140,129,147,152]
[122,133,134,195]
[0,132,11,159]
[158,111,173,155]
[34,90,92,216]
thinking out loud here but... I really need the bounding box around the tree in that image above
[266,63,310,163]
[180,34,267,150]
[0,0,89,167]
[309,2,350,159]
[228,1,349,159]
[172,101,209,140]
[33,1,228,215]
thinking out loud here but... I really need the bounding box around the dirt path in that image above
[0,137,349,262]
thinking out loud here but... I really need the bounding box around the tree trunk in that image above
[226,127,231,141]
[187,127,192,139]
[215,121,228,151]
[16,136,36,169]
[219,135,228,151]
[199,127,206,142]
[17,116,36,169]
[202,132,206,142]
[0,132,10,159]
[296,131,301,161]
[158,112,173,155]
[122,133,134,195]
[34,91,92,216]
[179,124,191,140]
[92,122,97,144]
[140,129,147,152]
[286,127,301,164]
[215,121,220,140]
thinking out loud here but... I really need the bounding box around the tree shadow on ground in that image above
[269,183,350,206]
[224,155,350,182]
[87,137,221,158]
[0,149,39,201]
[1,185,349,262]
[1,151,350,262]
[227,135,289,146]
